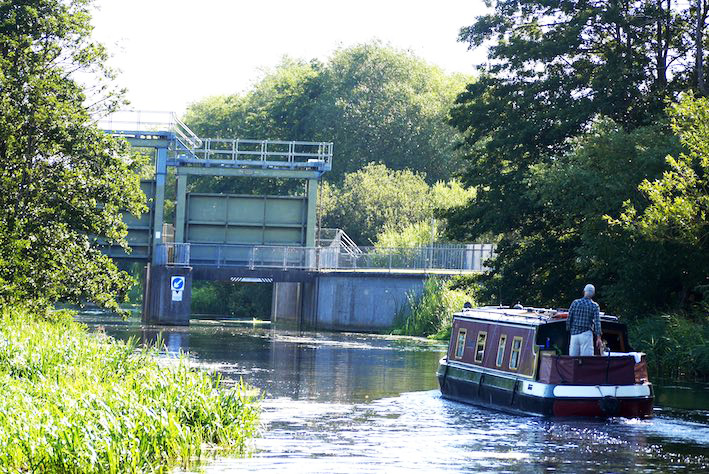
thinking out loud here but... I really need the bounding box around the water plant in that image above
[0,307,260,473]
[393,277,473,339]
[628,312,709,380]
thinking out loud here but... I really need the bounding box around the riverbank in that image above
[0,307,260,472]
[392,276,473,340]
[629,312,709,381]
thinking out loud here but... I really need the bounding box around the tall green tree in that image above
[524,120,684,312]
[321,164,473,245]
[0,0,146,311]
[184,43,470,185]
[616,94,709,308]
[446,0,704,311]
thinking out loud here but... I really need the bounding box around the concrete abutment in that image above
[272,273,426,332]
[143,265,430,332]
[142,264,193,326]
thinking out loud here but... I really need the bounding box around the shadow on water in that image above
[78,313,709,473]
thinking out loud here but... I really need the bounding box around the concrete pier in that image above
[142,264,193,325]
[272,272,427,332]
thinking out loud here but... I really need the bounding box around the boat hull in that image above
[437,359,653,418]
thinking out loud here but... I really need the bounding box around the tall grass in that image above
[0,306,260,473]
[628,312,709,380]
[393,277,473,339]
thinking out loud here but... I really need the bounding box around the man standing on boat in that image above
[566,284,602,356]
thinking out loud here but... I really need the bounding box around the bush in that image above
[393,277,473,339]
[628,312,709,380]
[0,306,260,472]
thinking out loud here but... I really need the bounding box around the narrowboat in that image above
[437,306,653,418]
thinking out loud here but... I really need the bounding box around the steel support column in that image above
[306,178,318,247]
[151,147,167,263]
[175,174,188,243]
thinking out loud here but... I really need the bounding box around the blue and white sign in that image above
[171,276,185,291]
[171,276,185,301]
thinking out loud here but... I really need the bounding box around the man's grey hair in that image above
[584,284,595,297]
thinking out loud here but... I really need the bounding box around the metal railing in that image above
[317,228,362,258]
[99,110,332,171]
[97,110,203,149]
[160,243,495,273]
[192,139,333,170]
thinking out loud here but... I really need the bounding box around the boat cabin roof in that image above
[455,306,619,328]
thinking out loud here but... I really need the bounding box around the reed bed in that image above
[0,307,260,473]
[393,277,473,339]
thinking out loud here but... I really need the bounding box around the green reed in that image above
[0,307,260,473]
[393,277,473,339]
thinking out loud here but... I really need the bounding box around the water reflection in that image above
[83,315,443,403]
[78,314,709,473]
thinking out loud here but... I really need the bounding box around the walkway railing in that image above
[317,228,362,258]
[97,110,202,149]
[158,243,495,273]
[99,110,333,171]
[192,139,333,170]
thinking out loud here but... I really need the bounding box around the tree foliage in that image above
[620,94,709,248]
[0,0,146,311]
[616,94,709,308]
[446,0,708,314]
[320,164,473,245]
[184,43,470,184]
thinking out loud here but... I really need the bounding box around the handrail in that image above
[161,242,495,273]
[99,110,332,170]
[172,113,202,149]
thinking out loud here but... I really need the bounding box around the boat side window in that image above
[474,331,487,363]
[509,336,523,370]
[454,328,467,359]
[496,335,507,367]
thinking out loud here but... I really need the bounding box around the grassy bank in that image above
[629,312,709,380]
[392,277,474,339]
[0,307,260,473]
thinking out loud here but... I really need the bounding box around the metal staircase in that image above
[317,228,362,258]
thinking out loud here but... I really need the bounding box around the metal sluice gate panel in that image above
[99,110,329,263]
[185,193,308,249]
[100,180,156,260]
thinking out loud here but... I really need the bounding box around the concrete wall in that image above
[142,264,192,326]
[272,282,302,324]
[313,273,426,332]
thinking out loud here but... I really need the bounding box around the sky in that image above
[90,0,489,114]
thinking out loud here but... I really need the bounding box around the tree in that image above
[695,0,709,95]
[616,94,709,306]
[445,0,703,310]
[524,120,684,313]
[184,43,471,185]
[0,0,146,311]
[321,164,473,245]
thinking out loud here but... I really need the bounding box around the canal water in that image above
[78,314,709,473]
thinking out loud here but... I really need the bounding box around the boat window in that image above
[474,331,487,363]
[496,335,507,367]
[454,329,467,359]
[509,336,523,370]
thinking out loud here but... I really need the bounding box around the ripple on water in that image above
[202,390,708,473]
[78,315,709,473]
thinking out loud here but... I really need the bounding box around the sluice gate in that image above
[101,111,493,331]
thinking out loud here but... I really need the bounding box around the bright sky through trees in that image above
[90,0,487,113]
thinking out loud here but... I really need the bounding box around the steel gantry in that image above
[100,111,333,264]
